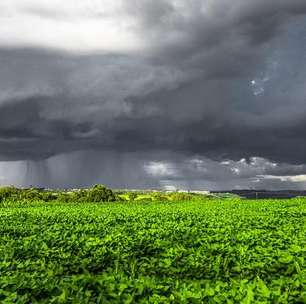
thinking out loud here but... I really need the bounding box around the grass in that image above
[0,198,306,303]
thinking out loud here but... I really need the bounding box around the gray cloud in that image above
[0,1,306,188]
[143,156,306,190]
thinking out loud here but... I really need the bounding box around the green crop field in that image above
[0,198,306,303]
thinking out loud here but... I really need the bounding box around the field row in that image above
[0,199,306,303]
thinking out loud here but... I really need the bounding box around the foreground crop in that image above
[0,199,306,303]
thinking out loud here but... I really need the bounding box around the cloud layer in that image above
[0,0,306,188]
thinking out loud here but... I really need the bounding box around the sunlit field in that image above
[1,197,306,303]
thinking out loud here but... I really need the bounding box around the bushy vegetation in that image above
[0,198,306,303]
[0,186,208,205]
[0,184,116,204]
[116,191,208,202]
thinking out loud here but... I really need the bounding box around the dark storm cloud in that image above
[127,0,306,68]
[0,48,187,160]
[1,1,306,188]
[143,156,306,190]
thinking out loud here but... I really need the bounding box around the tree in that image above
[86,185,116,202]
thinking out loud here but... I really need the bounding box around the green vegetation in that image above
[0,186,209,205]
[0,185,116,204]
[0,197,306,303]
[116,191,209,203]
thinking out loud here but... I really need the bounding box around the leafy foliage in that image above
[0,186,19,202]
[0,185,116,204]
[86,184,116,202]
[116,191,208,203]
[0,198,306,302]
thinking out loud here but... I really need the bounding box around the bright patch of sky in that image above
[250,60,279,96]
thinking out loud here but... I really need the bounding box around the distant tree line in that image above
[0,185,213,204]
[0,184,116,204]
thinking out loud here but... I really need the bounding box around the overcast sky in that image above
[1,0,306,190]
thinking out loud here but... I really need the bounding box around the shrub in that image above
[168,192,200,201]
[85,185,116,203]
[20,189,42,201]
[0,186,19,202]
[152,194,170,202]
[40,191,58,202]
[127,192,138,200]
[57,193,72,203]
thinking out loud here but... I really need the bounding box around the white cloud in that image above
[144,161,177,177]
[0,0,142,53]
[1,0,305,55]
[258,174,306,182]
